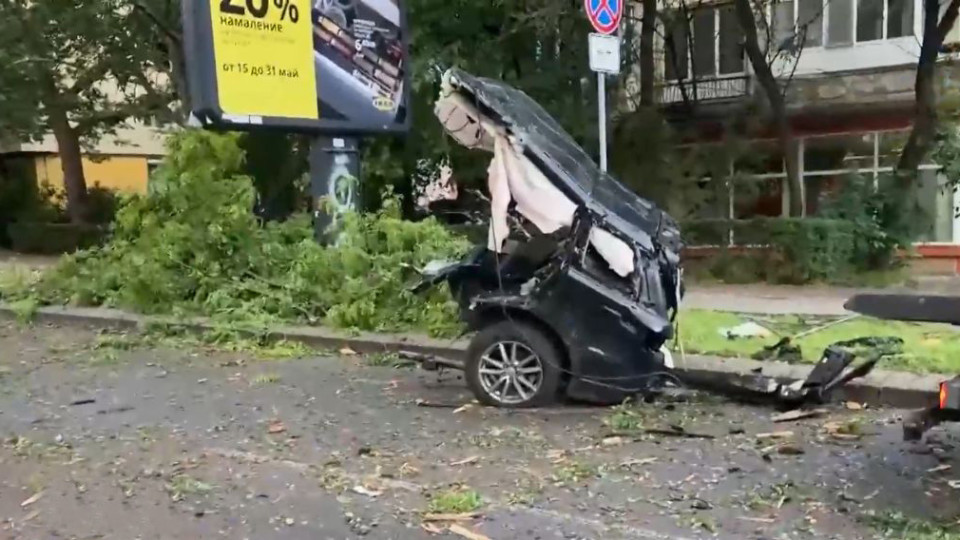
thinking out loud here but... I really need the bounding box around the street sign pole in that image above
[597,73,607,172]
[588,32,620,174]
[584,0,622,174]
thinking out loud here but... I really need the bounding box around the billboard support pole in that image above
[309,136,361,245]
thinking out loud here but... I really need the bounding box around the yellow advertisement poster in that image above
[208,0,317,119]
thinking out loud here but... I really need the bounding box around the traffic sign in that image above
[588,33,621,74]
[584,0,623,35]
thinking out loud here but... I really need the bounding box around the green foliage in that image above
[10,131,470,337]
[685,218,856,283]
[677,309,960,375]
[362,0,595,199]
[820,174,917,272]
[604,401,646,432]
[867,512,960,540]
[427,487,483,514]
[0,0,174,143]
[685,173,915,284]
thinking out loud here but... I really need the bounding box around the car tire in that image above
[465,320,564,408]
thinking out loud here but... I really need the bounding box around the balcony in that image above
[658,75,751,105]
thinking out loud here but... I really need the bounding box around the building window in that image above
[773,0,796,49]
[857,0,885,41]
[828,0,855,45]
[663,13,689,80]
[797,0,824,46]
[775,0,915,48]
[693,10,716,77]
[664,5,745,81]
[719,5,745,73]
[888,0,914,37]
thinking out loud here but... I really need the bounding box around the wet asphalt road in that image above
[1,322,959,539]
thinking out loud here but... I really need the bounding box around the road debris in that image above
[776,443,806,456]
[415,399,462,409]
[422,512,480,522]
[339,347,358,356]
[96,405,134,415]
[772,409,827,423]
[720,322,773,339]
[450,456,481,466]
[20,491,43,508]
[601,436,627,447]
[756,431,794,441]
[351,485,383,498]
[448,523,492,540]
[68,398,96,406]
[644,426,716,440]
[845,401,865,410]
[452,403,475,414]
[267,420,286,434]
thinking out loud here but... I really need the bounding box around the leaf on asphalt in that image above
[22,510,40,523]
[20,491,43,508]
[772,409,827,423]
[756,431,794,440]
[452,403,475,414]
[602,436,627,447]
[339,347,358,356]
[351,485,383,498]
[621,457,658,468]
[845,401,865,410]
[267,420,286,434]
[928,464,952,474]
[421,523,445,534]
[450,456,480,466]
[776,443,806,455]
[422,512,480,522]
[448,523,492,540]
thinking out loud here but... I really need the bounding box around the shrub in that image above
[7,222,108,254]
[9,130,469,337]
[684,218,857,284]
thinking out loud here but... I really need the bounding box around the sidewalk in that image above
[686,279,960,316]
[0,249,58,271]
[684,284,858,316]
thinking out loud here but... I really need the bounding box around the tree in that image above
[365,0,594,210]
[733,0,803,216]
[897,0,960,175]
[639,0,658,106]
[0,0,173,223]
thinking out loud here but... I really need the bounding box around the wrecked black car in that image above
[415,69,683,408]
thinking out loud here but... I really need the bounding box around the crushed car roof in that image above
[444,68,682,256]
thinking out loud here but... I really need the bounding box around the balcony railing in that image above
[659,75,751,105]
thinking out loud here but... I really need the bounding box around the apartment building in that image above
[0,124,168,196]
[632,0,960,272]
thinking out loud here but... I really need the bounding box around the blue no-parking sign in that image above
[584,0,622,35]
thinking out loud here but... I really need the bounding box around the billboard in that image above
[182,0,410,135]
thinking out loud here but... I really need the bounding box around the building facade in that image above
[630,0,960,273]
[0,123,168,196]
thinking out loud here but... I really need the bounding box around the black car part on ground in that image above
[676,336,901,409]
[845,293,960,440]
[419,69,683,406]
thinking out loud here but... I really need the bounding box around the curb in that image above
[0,304,942,410]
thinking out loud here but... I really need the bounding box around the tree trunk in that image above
[639,0,657,106]
[46,101,89,224]
[733,0,803,216]
[167,35,191,121]
[897,0,960,176]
